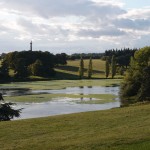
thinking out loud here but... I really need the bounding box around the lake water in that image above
[2,86,120,120]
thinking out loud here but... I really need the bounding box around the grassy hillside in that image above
[55,59,122,79]
[1,59,123,80]
[55,59,106,79]
[0,103,149,150]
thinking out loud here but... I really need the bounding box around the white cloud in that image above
[0,0,149,54]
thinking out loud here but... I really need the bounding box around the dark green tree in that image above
[111,55,116,78]
[0,60,10,81]
[119,66,124,76]
[3,51,56,79]
[14,58,28,78]
[105,57,110,78]
[28,59,43,76]
[79,56,84,79]
[87,57,92,79]
[0,94,22,121]
[120,46,150,105]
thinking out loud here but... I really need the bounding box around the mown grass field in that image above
[0,79,121,90]
[55,59,123,79]
[0,103,149,150]
[1,59,123,80]
[4,93,117,103]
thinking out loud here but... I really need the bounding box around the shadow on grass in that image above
[55,70,79,79]
[55,65,79,72]
[55,65,104,74]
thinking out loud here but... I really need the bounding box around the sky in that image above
[0,0,150,54]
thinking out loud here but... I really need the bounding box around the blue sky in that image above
[122,0,150,8]
[0,0,150,54]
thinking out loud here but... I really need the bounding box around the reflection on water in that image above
[14,99,120,120]
[1,86,120,120]
[2,86,119,96]
[31,86,119,95]
[2,89,31,96]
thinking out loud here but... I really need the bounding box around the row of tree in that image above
[104,48,137,68]
[79,56,94,79]
[78,55,118,79]
[0,51,67,81]
[105,55,117,79]
[67,53,104,60]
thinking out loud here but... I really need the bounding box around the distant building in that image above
[30,41,32,51]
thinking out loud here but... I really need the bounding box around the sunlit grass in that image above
[4,93,117,103]
[55,59,106,79]
[0,103,149,150]
[55,59,124,79]
[0,79,122,90]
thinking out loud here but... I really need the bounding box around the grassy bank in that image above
[0,79,121,90]
[0,103,149,150]
[4,93,117,103]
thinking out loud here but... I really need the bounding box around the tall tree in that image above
[79,56,84,79]
[28,59,43,76]
[111,55,116,78]
[119,66,124,76]
[0,60,9,81]
[87,57,92,79]
[120,46,150,105]
[105,57,110,78]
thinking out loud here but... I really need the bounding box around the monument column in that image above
[30,41,32,51]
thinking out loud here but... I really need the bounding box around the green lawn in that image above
[0,103,149,150]
[55,59,123,79]
[4,93,117,103]
[1,59,123,80]
[0,79,121,90]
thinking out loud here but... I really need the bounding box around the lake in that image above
[2,86,120,120]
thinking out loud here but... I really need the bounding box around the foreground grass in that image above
[0,103,149,150]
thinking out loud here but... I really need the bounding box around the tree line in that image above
[104,48,138,68]
[0,51,67,81]
[67,53,104,60]
[78,55,117,79]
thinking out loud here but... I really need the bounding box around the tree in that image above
[105,57,110,78]
[111,55,116,79]
[119,66,124,76]
[3,51,56,79]
[0,94,22,121]
[87,57,92,79]
[120,46,150,105]
[28,59,43,76]
[79,56,84,79]
[14,58,28,78]
[137,66,150,101]
[0,59,10,81]
[55,53,67,65]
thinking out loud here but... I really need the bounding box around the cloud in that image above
[120,7,150,19]
[0,0,125,18]
[77,27,126,38]
[0,0,149,53]
[114,18,150,30]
